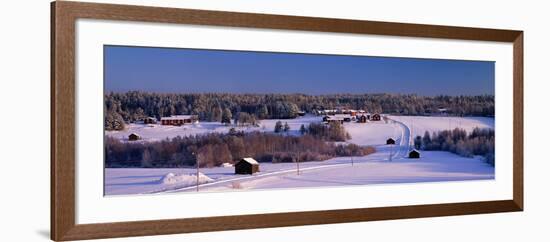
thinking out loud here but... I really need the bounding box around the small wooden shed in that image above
[386,138,396,145]
[408,149,420,159]
[128,133,141,141]
[371,113,381,121]
[143,117,157,124]
[358,115,368,123]
[235,158,260,175]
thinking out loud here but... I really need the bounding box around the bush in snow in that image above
[299,124,307,135]
[283,122,290,132]
[274,121,283,133]
[414,136,422,150]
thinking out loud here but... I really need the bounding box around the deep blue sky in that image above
[104,45,494,96]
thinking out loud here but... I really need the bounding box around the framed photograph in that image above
[51,1,523,241]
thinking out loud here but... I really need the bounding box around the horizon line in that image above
[105,90,495,97]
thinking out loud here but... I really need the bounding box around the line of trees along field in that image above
[105,126,374,168]
[413,127,495,165]
[105,91,494,130]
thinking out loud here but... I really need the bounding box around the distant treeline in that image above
[413,127,495,165]
[105,91,494,130]
[105,130,375,168]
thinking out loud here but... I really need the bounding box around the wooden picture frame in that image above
[51,1,523,241]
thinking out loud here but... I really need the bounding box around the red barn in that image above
[143,117,157,124]
[160,115,198,126]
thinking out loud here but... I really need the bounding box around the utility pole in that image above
[351,156,354,166]
[194,152,199,192]
[296,151,300,175]
[389,143,393,162]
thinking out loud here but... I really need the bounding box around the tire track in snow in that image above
[388,118,411,160]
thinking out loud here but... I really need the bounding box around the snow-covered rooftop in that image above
[240,157,259,165]
[325,114,352,121]
[326,116,345,121]
[161,115,197,121]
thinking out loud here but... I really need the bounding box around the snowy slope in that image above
[344,121,401,146]
[343,119,410,160]
[389,116,494,138]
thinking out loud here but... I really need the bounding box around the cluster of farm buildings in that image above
[140,109,382,127]
[320,109,382,124]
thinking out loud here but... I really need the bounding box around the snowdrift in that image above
[159,172,214,186]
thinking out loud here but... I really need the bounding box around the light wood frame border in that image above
[51,1,523,241]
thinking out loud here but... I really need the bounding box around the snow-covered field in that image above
[106,115,323,142]
[104,115,495,196]
[217,151,494,191]
[105,150,493,195]
[345,121,404,146]
[106,157,363,195]
[105,116,494,195]
[106,115,494,146]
